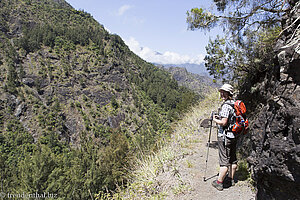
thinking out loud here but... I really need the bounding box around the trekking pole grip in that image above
[210,111,215,121]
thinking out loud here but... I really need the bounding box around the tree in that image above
[18,145,57,194]
[5,60,19,94]
[186,0,292,82]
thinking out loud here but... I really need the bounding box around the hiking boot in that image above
[224,177,235,186]
[231,178,235,186]
[212,180,223,191]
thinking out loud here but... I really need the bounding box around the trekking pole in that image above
[203,111,214,182]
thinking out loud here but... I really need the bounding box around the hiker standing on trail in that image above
[212,83,237,191]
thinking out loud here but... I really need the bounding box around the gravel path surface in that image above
[163,125,256,200]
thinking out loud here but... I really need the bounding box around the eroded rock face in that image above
[248,2,300,199]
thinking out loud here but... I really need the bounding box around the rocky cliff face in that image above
[247,1,300,199]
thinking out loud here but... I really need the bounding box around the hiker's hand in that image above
[213,115,219,125]
[213,116,228,126]
[213,115,219,121]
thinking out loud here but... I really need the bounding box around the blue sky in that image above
[66,0,222,65]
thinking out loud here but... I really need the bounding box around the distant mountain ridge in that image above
[159,63,209,76]
[157,64,220,96]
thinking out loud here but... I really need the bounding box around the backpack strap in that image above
[222,100,235,114]
[221,100,235,131]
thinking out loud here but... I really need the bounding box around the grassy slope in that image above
[97,91,220,199]
[97,90,256,199]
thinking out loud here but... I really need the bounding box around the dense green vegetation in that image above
[0,0,200,199]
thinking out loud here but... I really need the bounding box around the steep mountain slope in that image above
[0,0,200,145]
[0,0,200,198]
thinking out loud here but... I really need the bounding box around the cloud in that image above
[124,37,205,65]
[117,5,132,16]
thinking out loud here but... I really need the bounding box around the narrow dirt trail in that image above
[164,124,256,200]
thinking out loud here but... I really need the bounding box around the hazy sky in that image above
[66,0,222,64]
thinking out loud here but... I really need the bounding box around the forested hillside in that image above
[0,0,202,198]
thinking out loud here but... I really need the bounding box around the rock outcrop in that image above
[247,1,300,199]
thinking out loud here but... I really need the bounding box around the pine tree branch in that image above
[257,6,289,13]
[278,16,300,38]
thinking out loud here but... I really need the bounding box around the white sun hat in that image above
[219,84,234,95]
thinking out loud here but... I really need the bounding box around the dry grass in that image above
[96,90,221,200]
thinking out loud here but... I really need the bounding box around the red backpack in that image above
[225,100,249,135]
